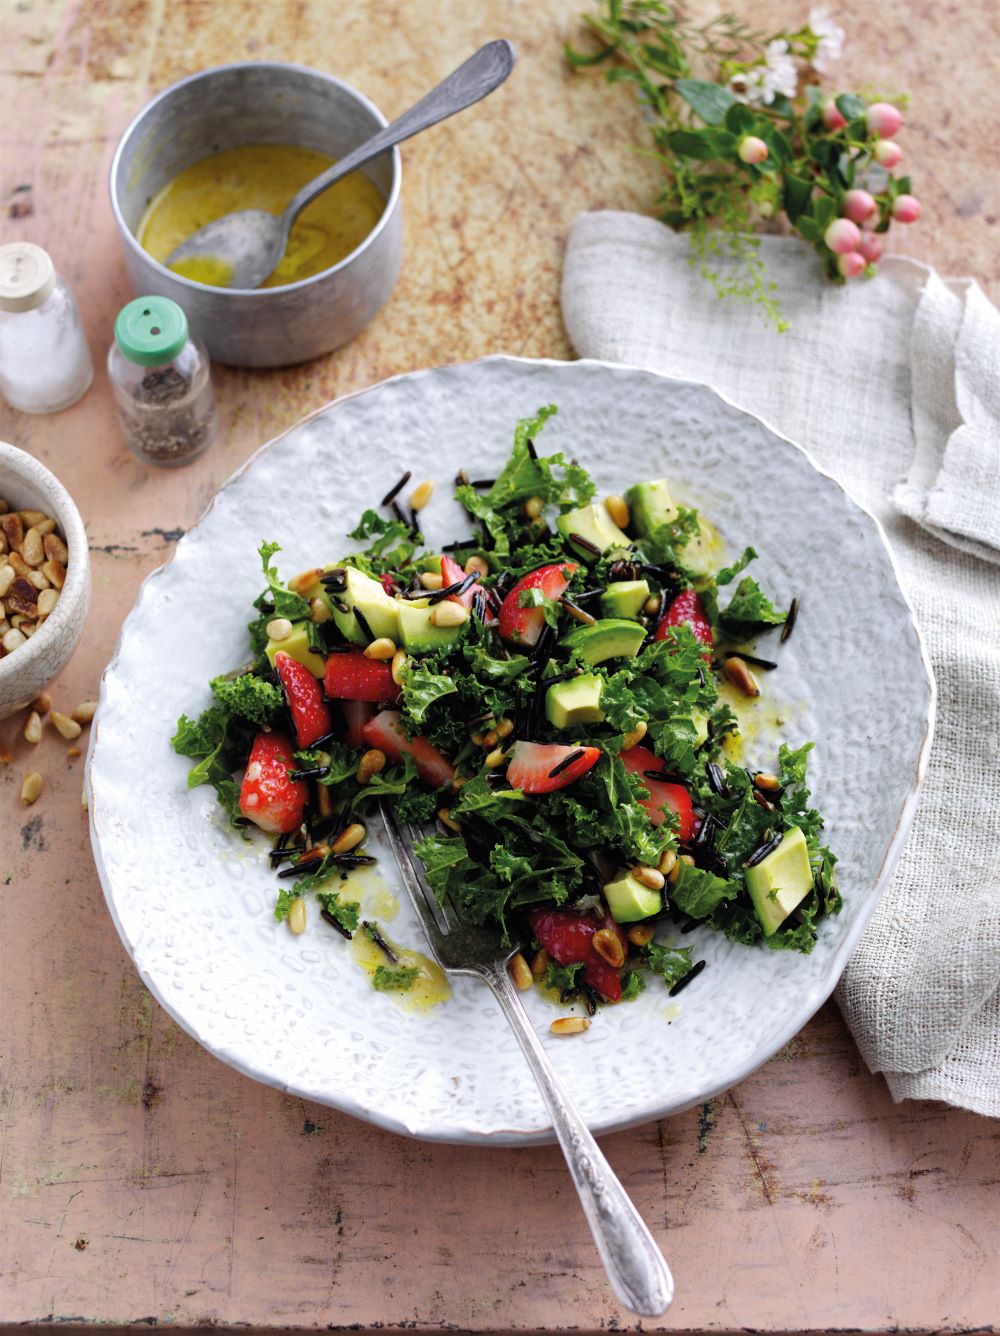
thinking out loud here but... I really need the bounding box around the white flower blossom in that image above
[730,39,798,106]
[809,8,845,73]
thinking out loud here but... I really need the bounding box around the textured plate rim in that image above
[86,354,936,1145]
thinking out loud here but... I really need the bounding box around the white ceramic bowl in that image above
[0,441,91,718]
[88,357,933,1143]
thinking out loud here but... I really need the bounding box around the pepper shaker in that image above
[108,296,217,467]
[0,243,94,413]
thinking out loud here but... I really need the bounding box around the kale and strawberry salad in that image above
[172,406,840,1012]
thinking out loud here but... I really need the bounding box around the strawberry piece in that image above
[498,562,578,647]
[379,572,399,596]
[528,908,625,1002]
[340,699,376,749]
[655,588,713,660]
[323,650,399,703]
[361,709,455,788]
[506,740,600,794]
[439,553,480,610]
[239,731,307,835]
[621,745,696,840]
[274,651,332,748]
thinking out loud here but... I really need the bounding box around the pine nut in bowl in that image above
[0,441,91,719]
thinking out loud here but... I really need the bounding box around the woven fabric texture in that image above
[562,213,1000,1115]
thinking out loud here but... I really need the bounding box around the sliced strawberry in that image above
[339,699,376,749]
[620,744,696,840]
[379,572,399,597]
[239,731,307,835]
[274,651,332,748]
[323,650,399,703]
[498,562,578,647]
[528,908,625,1002]
[506,740,600,795]
[655,588,713,660]
[439,553,481,611]
[361,709,455,788]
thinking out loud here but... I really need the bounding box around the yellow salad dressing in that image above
[340,866,451,1013]
[139,144,385,288]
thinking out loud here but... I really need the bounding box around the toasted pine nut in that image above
[67,746,81,759]
[24,711,42,744]
[530,947,550,980]
[484,747,507,769]
[21,622,37,639]
[7,552,29,577]
[265,617,293,642]
[36,588,59,615]
[509,953,533,990]
[593,927,626,968]
[680,853,695,867]
[315,783,335,819]
[391,649,408,686]
[419,571,443,590]
[658,849,678,877]
[364,637,397,660]
[51,711,82,740]
[2,628,26,652]
[21,771,43,805]
[332,822,366,855]
[19,509,46,528]
[550,1016,590,1036]
[437,806,461,833]
[32,691,52,714]
[470,731,485,746]
[481,729,498,748]
[288,896,307,935]
[42,559,65,589]
[310,596,331,624]
[430,601,468,628]
[669,853,695,885]
[464,555,490,578]
[633,864,665,891]
[21,529,43,567]
[495,717,514,739]
[34,518,56,536]
[523,495,544,520]
[621,721,648,750]
[289,567,323,594]
[27,569,50,591]
[410,479,434,512]
[627,923,656,947]
[604,494,630,529]
[723,656,760,697]
[43,531,68,565]
[356,749,386,785]
[754,771,781,792]
[643,594,662,616]
[0,565,13,598]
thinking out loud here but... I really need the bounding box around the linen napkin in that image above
[562,212,1000,1116]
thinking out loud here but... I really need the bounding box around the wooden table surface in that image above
[1,1,998,1332]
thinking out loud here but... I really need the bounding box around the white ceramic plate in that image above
[87,357,934,1144]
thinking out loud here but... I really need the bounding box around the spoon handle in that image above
[284,40,515,226]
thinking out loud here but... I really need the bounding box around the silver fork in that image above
[379,802,674,1317]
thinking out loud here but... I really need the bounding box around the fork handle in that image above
[485,967,674,1317]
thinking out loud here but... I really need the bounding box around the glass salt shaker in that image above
[0,242,94,413]
[108,296,218,468]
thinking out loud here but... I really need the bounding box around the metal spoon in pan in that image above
[166,39,515,290]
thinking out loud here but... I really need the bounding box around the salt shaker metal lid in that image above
[114,295,189,365]
[0,242,57,312]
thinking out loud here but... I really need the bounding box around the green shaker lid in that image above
[115,295,188,365]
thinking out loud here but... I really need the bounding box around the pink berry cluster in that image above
[820,100,919,279]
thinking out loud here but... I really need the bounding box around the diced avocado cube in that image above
[397,600,463,654]
[265,623,326,678]
[600,579,650,620]
[561,618,646,665]
[329,567,401,646]
[745,826,815,936]
[556,502,629,560]
[603,868,662,923]
[692,707,709,750]
[679,516,722,577]
[545,673,605,728]
[624,479,678,536]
